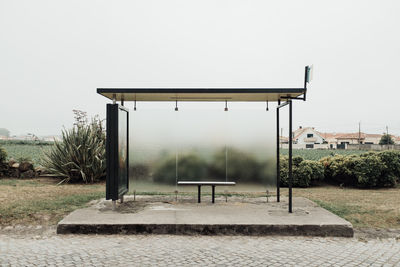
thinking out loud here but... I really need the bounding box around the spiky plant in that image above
[42,111,106,184]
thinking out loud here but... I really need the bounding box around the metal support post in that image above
[212,186,215,203]
[304,66,308,101]
[277,100,280,202]
[198,185,201,203]
[120,195,124,204]
[288,100,293,213]
[112,200,116,211]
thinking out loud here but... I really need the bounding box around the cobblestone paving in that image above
[0,234,399,266]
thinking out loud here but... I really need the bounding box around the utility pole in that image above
[386,126,389,136]
[358,122,361,150]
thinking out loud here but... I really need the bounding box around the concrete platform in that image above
[57,196,354,237]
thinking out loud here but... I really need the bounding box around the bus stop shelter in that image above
[97,66,312,213]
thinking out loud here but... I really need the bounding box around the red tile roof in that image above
[335,133,366,139]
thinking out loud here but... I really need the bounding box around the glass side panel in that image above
[118,108,128,195]
[129,102,276,195]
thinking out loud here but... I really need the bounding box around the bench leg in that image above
[198,185,201,203]
[212,185,215,203]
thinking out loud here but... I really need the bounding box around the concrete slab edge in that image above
[57,223,354,237]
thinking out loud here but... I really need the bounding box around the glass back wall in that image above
[130,102,276,193]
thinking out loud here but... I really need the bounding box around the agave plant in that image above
[42,111,106,184]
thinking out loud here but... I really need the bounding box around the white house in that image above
[293,127,325,148]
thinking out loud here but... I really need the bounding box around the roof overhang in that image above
[97,88,306,102]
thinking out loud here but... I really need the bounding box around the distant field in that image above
[1,142,369,166]
[280,149,366,160]
[2,144,50,165]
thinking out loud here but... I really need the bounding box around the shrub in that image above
[130,163,150,181]
[153,153,208,184]
[302,160,324,182]
[320,155,357,185]
[292,156,304,166]
[280,156,323,187]
[293,161,312,187]
[208,148,264,183]
[352,153,384,187]
[377,150,400,186]
[260,157,277,186]
[42,111,106,184]
[321,151,399,188]
[0,146,7,163]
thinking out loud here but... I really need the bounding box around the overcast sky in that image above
[1,0,400,136]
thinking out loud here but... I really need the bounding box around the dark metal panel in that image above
[106,104,118,200]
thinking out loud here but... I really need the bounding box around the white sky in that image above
[1,0,400,136]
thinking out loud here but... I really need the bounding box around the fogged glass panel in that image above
[129,101,276,193]
[118,107,128,195]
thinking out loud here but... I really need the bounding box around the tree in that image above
[0,128,10,137]
[379,133,394,145]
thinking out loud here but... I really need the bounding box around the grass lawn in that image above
[0,178,399,229]
[0,178,104,226]
[290,186,400,229]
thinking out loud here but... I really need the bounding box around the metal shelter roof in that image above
[97,88,306,102]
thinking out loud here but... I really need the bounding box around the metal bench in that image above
[177,181,236,203]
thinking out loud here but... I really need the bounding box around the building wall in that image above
[295,128,324,145]
[336,138,361,145]
[364,136,382,145]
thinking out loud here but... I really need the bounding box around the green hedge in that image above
[208,148,271,183]
[153,154,208,184]
[152,148,275,184]
[279,156,324,187]
[320,151,400,188]
[150,149,400,188]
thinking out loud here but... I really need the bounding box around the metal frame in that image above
[98,88,305,95]
[276,100,293,212]
[100,66,311,212]
[177,181,236,203]
[275,66,310,212]
[106,104,129,201]
[276,100,280,203]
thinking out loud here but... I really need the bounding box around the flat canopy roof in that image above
[97,88,306,102]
